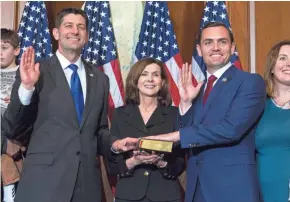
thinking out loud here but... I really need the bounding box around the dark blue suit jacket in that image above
[179,66,266,202]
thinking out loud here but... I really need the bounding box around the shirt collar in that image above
[206,62,232,80]
[56,50,83,70]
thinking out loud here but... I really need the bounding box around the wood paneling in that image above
[45,1,84,51]
[45,1,204,63]
[44,1,251,69]
[168,1,205,63]
[227,2,250,72]
[255,2,290,75]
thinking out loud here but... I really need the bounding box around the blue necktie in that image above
[67,64,84,125]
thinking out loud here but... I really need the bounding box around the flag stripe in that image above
[82,1,125,119]
[164,68,179,106]
[192,56,205,82]
[103,61,124,108]
[134,1,183,106]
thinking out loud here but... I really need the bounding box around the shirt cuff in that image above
[18,84,35,105]
[179,104,192,115]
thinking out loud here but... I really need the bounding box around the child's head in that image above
[1,28,20,69]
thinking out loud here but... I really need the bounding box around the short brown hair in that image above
[55,8,88,30]
[264,40,290,97]
[1,28,19,48]
[197,21,234,44]
[125,58,172,107]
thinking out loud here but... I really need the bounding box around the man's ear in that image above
[231,42,236,55]
[14,46,20,57]
[52,28,59,41]
[196,44,202,57]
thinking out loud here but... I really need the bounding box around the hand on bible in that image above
[112,137,139,153]
[146,131,180,142]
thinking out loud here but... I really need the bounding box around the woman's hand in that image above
[126,151,160,169]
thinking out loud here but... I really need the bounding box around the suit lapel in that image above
[47,55,79,126]
[193,90,205,124]
[199,66,237,122]
[146,107,166,127]
[124,105,148,135]
[80,62,96,129]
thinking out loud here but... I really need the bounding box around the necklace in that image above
[139,105,157,113]
[271,98,290,109]
[139,105,157,125]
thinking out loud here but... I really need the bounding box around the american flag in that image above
[192,1,242,82]
[17,1,52,63]
[82,1,124,118]
[135,1,183,106]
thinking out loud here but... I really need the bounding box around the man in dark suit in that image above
[147,22,266,202]
[2,8,138,202]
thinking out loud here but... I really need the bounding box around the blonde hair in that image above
[263,40,290,97]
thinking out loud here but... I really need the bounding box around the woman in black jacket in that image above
[107,58,185,202]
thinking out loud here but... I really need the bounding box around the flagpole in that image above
[250,1,256,73]
[14,1,19,31]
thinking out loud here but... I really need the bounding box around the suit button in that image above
[76,151,81,155]
[144,170,149,176]
[196,160,199,165]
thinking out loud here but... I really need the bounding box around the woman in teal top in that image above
[255,40,290,202]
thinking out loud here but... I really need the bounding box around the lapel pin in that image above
[89,74,94,77]
[222,76,231,83]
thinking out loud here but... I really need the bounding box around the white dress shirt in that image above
[179,62,232,115]
[18,50,87,105]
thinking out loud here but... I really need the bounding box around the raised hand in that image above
[178,63,203,105]
[20,47,40,90]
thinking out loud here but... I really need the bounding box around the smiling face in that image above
[137,63,164,99]
[197,26,235,73]
[53,14,88,55]
[272,45,290,86]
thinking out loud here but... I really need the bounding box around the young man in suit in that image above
[147,22,266,202]
[2,8,138,202]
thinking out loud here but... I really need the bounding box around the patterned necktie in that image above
[67,64,84,125]
[203,75,217,105]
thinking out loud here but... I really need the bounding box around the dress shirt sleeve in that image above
[179,104,192,115]
[18,84,35,106]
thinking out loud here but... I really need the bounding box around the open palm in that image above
[20,47,40,89]
[178,63,203,104]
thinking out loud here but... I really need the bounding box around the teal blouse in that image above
[255,98,290,202]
